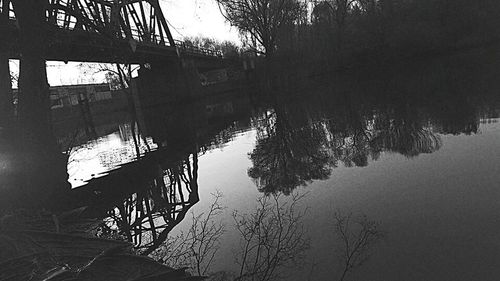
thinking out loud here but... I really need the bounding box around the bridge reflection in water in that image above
[93,149,199,256]
[61,84,253,255]
[53,47,500,256]
[1,43,500,279]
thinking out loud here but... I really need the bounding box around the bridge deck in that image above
[5,20,223,64]
[1,0,224,64]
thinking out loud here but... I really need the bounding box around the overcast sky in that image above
[161,0,239,42]
[10,0,239,87]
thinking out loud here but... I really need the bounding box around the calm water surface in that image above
[63,51,499,281]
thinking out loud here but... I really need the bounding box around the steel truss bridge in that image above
[0,0,223,63]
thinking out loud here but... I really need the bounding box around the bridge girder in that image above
[2,0,223,64]
[45,0,176,47]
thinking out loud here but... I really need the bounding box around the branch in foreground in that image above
[333,210,383,281]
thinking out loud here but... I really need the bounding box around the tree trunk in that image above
[9,0,70,207]
[12,1,53,149]
[0,52,12,127]
[0,4,13,127]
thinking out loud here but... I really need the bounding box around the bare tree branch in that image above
[233,192,310,281]
[332,210,383,281]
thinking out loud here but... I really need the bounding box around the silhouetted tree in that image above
[233,192,309,281]
[216,0,304,57]
[332,210,383,281]
[154,192,225,277]
[276,0,500,66]
[184,36,242,58]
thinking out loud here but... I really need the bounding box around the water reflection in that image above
[54,51,500,258]
[2,48,500,281]
[69,90,254,255]
[50,51,500,201]
[247,95,446,194]
[369,107,442,158]
[248,101,332,195]
[104,152,199,256]
[246,53,500,195]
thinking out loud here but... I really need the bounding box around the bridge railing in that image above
[174,40,223,58]
[48,18,223,58]
[7,11,223,59]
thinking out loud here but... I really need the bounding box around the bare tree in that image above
[79,62,151,156]
[233,192,310,281]
[153,191,309,281]
[315,0,356,53]
[77,63,138,89]
[215,0,304,57]
[154,191,226,277]
[184,36,242,58]
[332,210,382,281]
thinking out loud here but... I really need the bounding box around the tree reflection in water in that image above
[78,93,254,259]
[369,106,443,158]
[370,119,442,157]
[248,104,332,195]
[248,93,445,194]
[232,192,310,281]
[245,50,500,196]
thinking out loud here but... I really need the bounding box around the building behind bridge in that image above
[12,82,128,112]
[47,83,113,109]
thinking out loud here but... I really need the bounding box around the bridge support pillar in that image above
[134,58,204,148]
[135,59,202,106]
[6,0,71,208]
[0,53,13,126]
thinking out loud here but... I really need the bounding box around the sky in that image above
[10,0,239,87]
[160,0,239,42]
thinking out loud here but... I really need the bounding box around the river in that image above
[55,49,500,280]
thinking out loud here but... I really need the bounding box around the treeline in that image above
[183,36,242,58]
[216,0,500,65]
